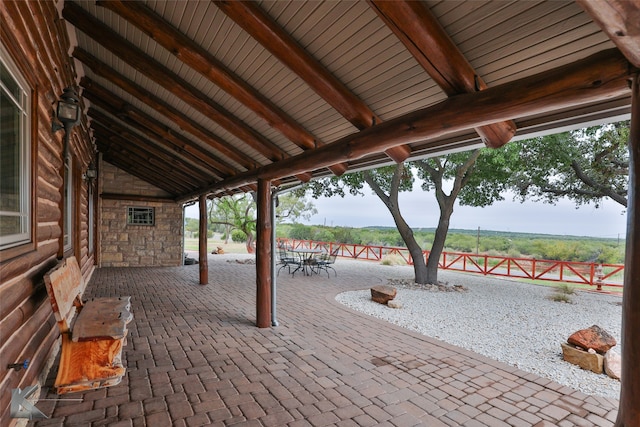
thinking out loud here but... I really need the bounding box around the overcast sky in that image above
[186,183,628,239]
[300,188,627,239]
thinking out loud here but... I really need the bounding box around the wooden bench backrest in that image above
[44,256,86,333]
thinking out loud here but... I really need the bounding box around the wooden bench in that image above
[44,256,133,394]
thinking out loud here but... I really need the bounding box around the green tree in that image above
[508,122,629,207]
[308,148,515,284]
[184,217,199,236]
[412,148,520,283]
[208,194,257,253]
[276,191,317,224]
[208,190,317,252]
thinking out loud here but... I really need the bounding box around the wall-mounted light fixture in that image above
[52,86,80,133]
[83,161,97,182]
[52,86,81,157]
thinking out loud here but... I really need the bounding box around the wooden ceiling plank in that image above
[577,0,640,68]
[92,121,212,185]
[97,0,312,151]
[369,0,516,149]
[93,122,195,177]
[213,0,412,163]
[178,48,632,201]
[120,109,228,177]
[88,107,223,181]
[73,49,252,170]
[212,0,375,129]
[80,77,234,177]
[63,2,286,162]
[96,0,347,177]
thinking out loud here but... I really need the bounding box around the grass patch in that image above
[380,254,406,266]
[514,277,622,295]
[184,237,248,253]
[547,283,576,303]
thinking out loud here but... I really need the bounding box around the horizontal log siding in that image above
[0,1,95,424]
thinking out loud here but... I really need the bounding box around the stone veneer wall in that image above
[99,161,183,267]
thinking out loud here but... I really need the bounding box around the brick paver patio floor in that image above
[30,254,619,426]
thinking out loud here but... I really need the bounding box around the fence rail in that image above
[277,238,624,289]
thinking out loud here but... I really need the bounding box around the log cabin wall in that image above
[98,161,183,267]
[0,1,96,425]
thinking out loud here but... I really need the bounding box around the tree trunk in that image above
[426,204,455,284]
[390,206,429,284]
[364,165,430,284]
[245,233,255,254]
[415,150,480,284]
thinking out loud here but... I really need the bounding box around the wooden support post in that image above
[255,179,272,328]
[198,194,208,285]
[616,73,640,427]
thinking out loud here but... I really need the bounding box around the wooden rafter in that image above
[96,0,348,177]
[88,107,222,182]
[74,50,253,171]
[92,121,211,187]
[369,0,516,148]
[179,48,632,200]
[80,77,234,178]
[213,0,412,164]
[577,0,640,68]
[63,2,286,163]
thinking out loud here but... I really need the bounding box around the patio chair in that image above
[277,248,299,275]
[314,248,338,277]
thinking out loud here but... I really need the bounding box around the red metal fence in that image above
[277,238,624,289]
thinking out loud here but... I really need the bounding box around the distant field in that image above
[184,237,247,253]
[184,224,626,264]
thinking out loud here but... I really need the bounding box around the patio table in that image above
[290,248,323,276]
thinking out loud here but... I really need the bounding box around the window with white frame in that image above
[0,45,31,250]
[127,207,155,225]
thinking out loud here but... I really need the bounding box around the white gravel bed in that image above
[336,267,622,400]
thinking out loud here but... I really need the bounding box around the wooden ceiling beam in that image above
[178,48,632,201]
[73,48,316,186]
[96,0,348,177]
[213,0,412,164]
[80,77,234,178]
[92,121,212,186]
[88,107,222,181]
[369,0,516,148]
[74,50,252,170]
[63,2,286,163]
[577,0,640,69]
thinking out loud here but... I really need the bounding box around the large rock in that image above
[561,342,604,374]
[370,285,397,304]
[604,348,621,380]
[567,325,617,354]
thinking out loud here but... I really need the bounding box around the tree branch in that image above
[570,159,628,206]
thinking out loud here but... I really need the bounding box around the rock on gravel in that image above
[336,271,622,400]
